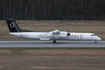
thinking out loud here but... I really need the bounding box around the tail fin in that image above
[5,18,21,32]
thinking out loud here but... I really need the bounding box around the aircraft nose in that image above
[97,36,101,40]
[99,37,101,40]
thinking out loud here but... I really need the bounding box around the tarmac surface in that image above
[0,41,105,48]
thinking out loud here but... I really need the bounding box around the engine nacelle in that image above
[52,30,60,34]
[46,30,68,38]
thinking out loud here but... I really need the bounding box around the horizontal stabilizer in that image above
[5,18,34,32]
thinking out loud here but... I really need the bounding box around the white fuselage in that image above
[10,31,101,41]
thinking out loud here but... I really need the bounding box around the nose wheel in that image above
[95,41,97,43]
[53,40,56,43]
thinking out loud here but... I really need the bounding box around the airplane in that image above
[5,18,101,43]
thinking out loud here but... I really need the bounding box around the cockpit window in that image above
[91,34,96,36]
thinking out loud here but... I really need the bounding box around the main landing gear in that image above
[53,40,56,43]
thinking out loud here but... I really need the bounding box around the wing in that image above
[46,30,68,38]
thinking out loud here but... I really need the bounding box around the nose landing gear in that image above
[95,41,97,43]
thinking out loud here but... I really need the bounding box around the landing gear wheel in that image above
[95,41,97,43]
[53,40,56,43]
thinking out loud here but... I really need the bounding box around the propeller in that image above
[67,32,70,36]
[67,29,70,36]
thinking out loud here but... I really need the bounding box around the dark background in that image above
[0,0,105,20]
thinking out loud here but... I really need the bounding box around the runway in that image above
[0,41,105,48]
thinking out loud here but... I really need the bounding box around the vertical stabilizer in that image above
[5,18,21,32]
